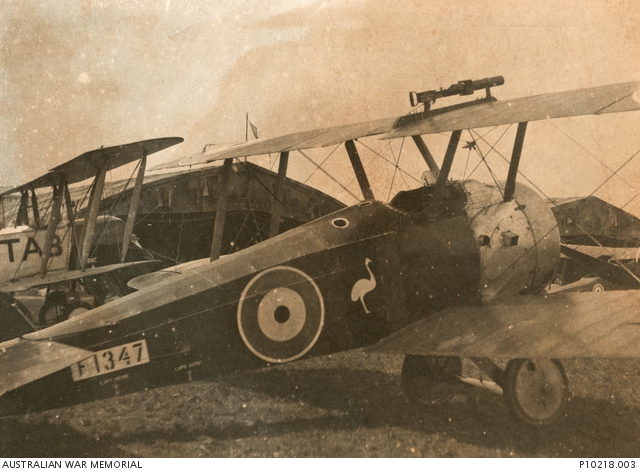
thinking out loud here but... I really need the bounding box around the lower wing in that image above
[368,291,640,358]
[0,260,161,293]
[0,338,92,397]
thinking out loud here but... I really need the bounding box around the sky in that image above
[1,0,640,211]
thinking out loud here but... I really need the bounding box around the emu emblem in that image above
[350,258,377,313]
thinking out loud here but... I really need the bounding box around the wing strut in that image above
[428,130,462,212]
[63,184,78,265]
[79,163,107,270]
[16,191,29,226]
[30,188,40,229]
[39,179,64,277]
[411,135,440,172]
[269,151,289,238]
[210,158,233,261]
[120,154,147,262]
[503,122,528,202]
[345,140,374,201]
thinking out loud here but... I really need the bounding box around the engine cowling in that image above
[462,180,560,302]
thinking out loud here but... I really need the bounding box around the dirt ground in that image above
[1,351,640,458]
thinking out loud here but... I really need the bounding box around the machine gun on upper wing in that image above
[409,75,505,108]
[2,77,640,426]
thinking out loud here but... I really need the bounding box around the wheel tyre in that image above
[592,283,605,292]
[401,355,462,407]
[503,358,568,426]
[38,303,66,327]
[65,302,93,319]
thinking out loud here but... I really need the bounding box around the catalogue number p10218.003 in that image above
[580,461,636,469]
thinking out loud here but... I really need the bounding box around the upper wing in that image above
[368,291,640,359]
[1,137,183,196]
[179,80,640,166]
[179,118,396,166]
[385,80,640,138]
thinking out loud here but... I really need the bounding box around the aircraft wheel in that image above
[401,355,462,406]
[65,302,93,319]
[592,283,605,292]
[503,358,568,425]
[38,303,67,326]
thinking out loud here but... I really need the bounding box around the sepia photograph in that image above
[1,0,640,458]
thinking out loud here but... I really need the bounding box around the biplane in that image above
[2,76,640,426]
[543,196,640,293]
[0,138,183,329]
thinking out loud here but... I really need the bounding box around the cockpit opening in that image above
[389,182,466,214]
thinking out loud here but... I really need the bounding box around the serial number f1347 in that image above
[70,340,150,381]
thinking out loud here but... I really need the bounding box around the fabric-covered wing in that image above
[368,291,640,359]
[0,338,92,397]
[1,137,183,196]
[0,260,161,293]
[566,244,640,261]
[179,117,397,166]
[126,258,209,291]
[561,245,640,288]
[180,80,640,166]
[386,80,640,138]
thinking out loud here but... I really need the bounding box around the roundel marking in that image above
[237,266,324,363]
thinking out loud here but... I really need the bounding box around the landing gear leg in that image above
[401,355,462,406]
[502,358,568,425]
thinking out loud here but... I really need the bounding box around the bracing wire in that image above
[297,149,361,202]
[231,194,259,251]
[473,128,640,286]
[303,144,342,185]
[464,126,512,185]
[357,140,423,186]
[547,120,640,194]
[386,138,405,203]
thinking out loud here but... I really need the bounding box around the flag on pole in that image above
[248,119,259,139]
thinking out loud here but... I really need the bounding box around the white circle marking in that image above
[257,287,306,342]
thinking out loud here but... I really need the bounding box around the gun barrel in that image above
[470,75,505,91]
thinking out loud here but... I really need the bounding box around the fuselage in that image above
[4,179,560,410]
